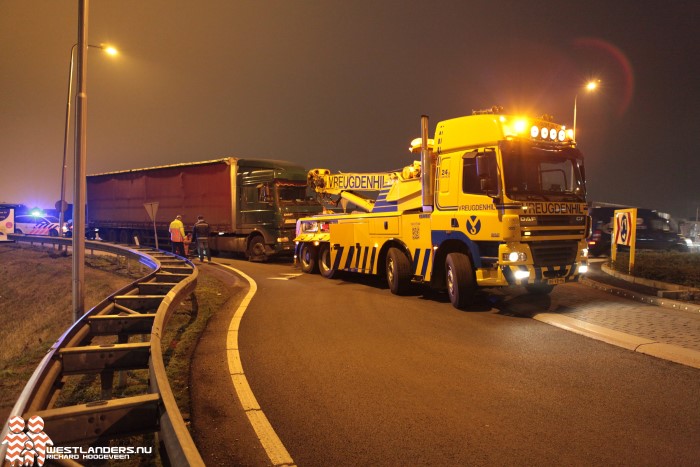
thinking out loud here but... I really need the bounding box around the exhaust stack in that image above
[420,115,434,212]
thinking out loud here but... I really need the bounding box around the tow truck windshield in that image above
[501,142,585,202]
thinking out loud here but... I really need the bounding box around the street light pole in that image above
[573,94,578,142]
[59,43,117,237]
[572,80,599,142]
[58,44,77,236]
[73,0,89,322]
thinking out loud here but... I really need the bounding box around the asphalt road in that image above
[196,257,700,466]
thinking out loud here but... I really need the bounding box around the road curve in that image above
[196,258,700,466]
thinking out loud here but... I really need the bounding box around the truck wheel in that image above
[247,235,267,262]
[386,247,411,295]
[49,229,58,237]
[445,252,475,309]
[318,243,337,279]
[299,243,318,273]
[525,283,555,295]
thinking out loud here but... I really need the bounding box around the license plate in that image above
[547,277,565,285]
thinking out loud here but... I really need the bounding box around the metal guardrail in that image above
[1,234,204,466]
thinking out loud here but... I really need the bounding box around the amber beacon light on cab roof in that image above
[295,108,591,309]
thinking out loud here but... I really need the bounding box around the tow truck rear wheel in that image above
[299,243,318,273]
[318,243,336,278]
[386,247,411,295]
[445,252,475,309]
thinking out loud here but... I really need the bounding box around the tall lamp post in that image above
[572,80,600,142]
[58,43,117,236]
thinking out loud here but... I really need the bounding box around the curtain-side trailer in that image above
[86,157,323,260]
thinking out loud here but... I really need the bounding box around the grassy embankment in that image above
[0,242,232,465]
[610,250,700,288]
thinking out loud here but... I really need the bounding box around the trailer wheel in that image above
[247,234,266,262]
[386,247,411,295]
[318,243,336,279]
[445,252,475,309]
[299,243,318,273]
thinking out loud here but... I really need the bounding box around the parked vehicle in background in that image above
[0,206,15,241]
[14,214,62,237]
[588,206,691,256]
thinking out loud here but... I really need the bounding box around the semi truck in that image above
[295,109,591,309]
[86,158,323,260]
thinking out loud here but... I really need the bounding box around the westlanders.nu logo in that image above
[3,415,153,464]
[1,416,53,466]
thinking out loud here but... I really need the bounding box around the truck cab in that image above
[427,113,589,298]
[236,161,323,259]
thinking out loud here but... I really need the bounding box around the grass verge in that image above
[1,242,232,466]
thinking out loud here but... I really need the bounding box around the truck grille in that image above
[526,215,586,226]
[529,241,578,267]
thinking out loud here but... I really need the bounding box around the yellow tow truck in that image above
[295,108,591,309]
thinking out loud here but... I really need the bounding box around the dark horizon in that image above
[1,0,698,218]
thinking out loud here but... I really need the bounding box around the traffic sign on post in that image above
[612,208,637,273]
[144,202,159,249]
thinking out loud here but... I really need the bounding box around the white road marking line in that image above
[216,263,296,467]
[268,273,303,281]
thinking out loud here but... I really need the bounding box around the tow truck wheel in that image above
[318,243,336,278]
[525,283,555,295]
[299,243,318,273]
[445,252,475,309]
[386,247,411,295]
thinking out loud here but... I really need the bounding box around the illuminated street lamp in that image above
[572,79,600,142]
[58,42,118,237]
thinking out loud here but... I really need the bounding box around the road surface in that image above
[192,257,700,466]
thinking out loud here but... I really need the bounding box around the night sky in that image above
[1,1,698,218]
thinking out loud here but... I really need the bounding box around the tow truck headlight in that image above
[579,264,589,274]
[514,270,530,280]
[277,237,290,243]
[502,251,527,262]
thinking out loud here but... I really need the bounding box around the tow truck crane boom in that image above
[307,161,424,213]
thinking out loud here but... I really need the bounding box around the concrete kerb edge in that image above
[531,312,700,369]
[540,274,700,369]
[581,276,700,314]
